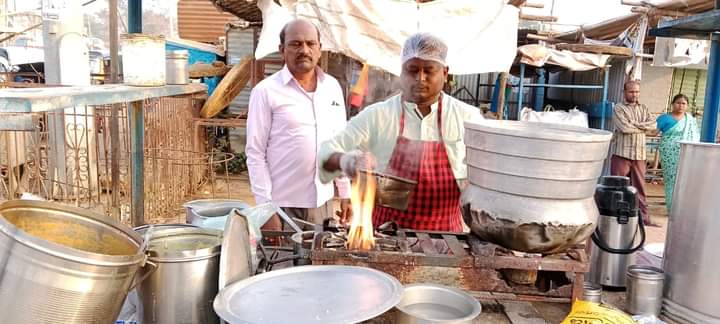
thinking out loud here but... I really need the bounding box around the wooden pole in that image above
[109,0,121,220]
[497,73,508,119]
[519,13,559,22]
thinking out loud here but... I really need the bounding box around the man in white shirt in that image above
[319,33,483,232]
[245,19,351,229]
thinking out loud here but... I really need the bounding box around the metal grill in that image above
[0,92,233,224]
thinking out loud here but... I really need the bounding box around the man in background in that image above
[611,80,658,226]
[245,19,350,229]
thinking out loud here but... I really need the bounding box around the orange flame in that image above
[347,170,376,250]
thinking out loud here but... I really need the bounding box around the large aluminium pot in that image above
[662,142,720,323]
[0,200,149,324]
[137,227,223,324]
[462,121,611,253]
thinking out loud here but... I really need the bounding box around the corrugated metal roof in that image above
[227,24,255,115]
[178,0,238,43]
[210,0,263,23]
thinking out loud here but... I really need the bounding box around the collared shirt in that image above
[245,65,350,208]
[318,93,484,185]
[612,101,656,160]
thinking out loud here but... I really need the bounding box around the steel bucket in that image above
[137,227,223,324]
[0,200,150,324]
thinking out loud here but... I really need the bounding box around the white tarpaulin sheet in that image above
[653,37,709,68]
[518,44,610,71]
[255,0,519,75]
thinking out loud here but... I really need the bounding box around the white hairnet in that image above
[400,33,448,66]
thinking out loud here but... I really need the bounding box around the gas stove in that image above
[306,228,588,303]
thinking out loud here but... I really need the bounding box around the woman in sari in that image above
[656,94,700,212]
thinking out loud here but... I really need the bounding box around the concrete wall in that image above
[639,61,675,115]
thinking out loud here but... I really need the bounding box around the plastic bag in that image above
[237,202,277,243]
[561,300,637,324]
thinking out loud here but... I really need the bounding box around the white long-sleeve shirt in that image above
[318,93,484,184]
[245,65,350,208]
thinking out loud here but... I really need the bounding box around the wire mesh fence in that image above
[0,92,233,225]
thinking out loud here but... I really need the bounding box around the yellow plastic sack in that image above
[561,300,637,324]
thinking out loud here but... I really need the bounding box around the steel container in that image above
[626,265,664,316]
[121,34,166,86]
[0,200,148,324]
[589,211,639,287]
[662,142,720,323]
[582,282,603,304]
[464,120,612,199]
[462,120,611,253]
[166,50,189,85]
[589,176,642,288]
[137,227,223,324]
[395,283,481,324]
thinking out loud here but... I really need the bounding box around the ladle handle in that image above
[128,260,158,291]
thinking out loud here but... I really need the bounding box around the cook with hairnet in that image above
[318,33,483,232]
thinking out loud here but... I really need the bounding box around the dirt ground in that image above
[207,173,669,323]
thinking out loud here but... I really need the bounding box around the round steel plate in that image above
[213,265,403,324]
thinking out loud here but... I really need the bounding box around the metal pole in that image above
[601,66,609,130]
[109,0,121,219]
[128,0,143,225]
[701,33,720,143]
[517,63,525,120]
[129,100,144,226]
[128,0,142,33]
[533,68,546,111]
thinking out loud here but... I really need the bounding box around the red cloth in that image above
[373,96,463,232]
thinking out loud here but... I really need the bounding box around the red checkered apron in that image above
[372,96,463,232]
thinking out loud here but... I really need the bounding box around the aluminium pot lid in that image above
[213,265,404,324]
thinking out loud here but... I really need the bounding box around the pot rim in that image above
[0,200,145,267]
[465,120,612,143]
[144,227,223,261]
[396,283,482,322]
[627,265,664,280]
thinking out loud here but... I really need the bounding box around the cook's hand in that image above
[339,150,377,177]
[336,198,352,225]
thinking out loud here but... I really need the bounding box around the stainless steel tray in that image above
[213,265,403,324]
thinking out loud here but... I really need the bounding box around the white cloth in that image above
[520,107,589,128]
[318,93,484,184]
[245,65,350,208]
[653,36,709,68]
[256,0,518,76]
[518,44,610,71]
